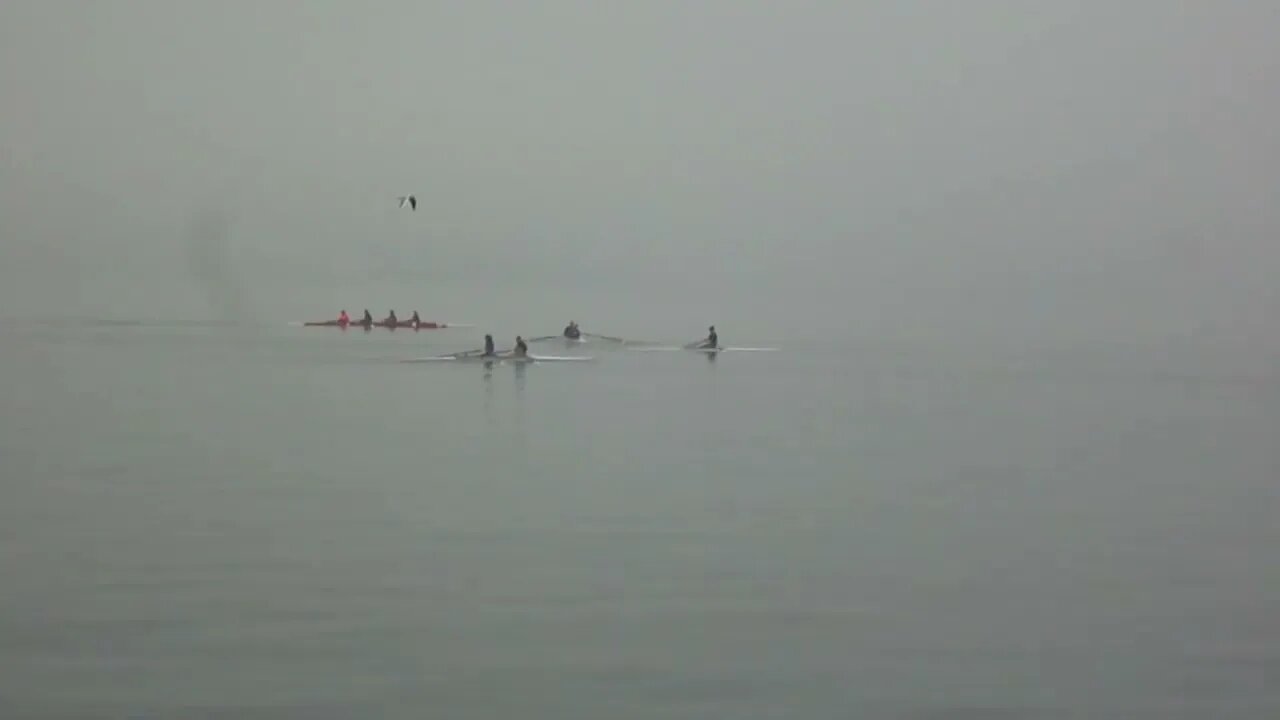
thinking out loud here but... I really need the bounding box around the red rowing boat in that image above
[303,320,453,329]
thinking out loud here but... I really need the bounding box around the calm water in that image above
[1,321,1276,718]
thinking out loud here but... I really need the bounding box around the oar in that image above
[526,335,559,343]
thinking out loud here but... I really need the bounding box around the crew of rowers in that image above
[480,334,528,358]
[332,312,717,354]
[334,309,428,329]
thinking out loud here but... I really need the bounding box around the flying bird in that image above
[398,195,417,211]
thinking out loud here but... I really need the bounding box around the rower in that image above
[338,309,350,327]
[563,321,581,339]
[361,309,373,326]
[702,325,718,349]
[483,334,496,356]
[513,336,528,357]
[383,310,398,328]
[410,311,421,329]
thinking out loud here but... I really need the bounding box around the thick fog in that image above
[2,2,1277,352]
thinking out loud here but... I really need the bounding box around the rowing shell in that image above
[402,353,593,364]
[629,346,779,353]
[297,320,473,330]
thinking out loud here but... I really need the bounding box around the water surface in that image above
[1,321,1276,718]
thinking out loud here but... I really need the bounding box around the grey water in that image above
[2,320,1276,719]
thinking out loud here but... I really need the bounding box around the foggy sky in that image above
[2,1,1277,349]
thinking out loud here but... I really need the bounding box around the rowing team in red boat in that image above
[309,309,446,329]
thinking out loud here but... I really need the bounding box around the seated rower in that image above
[338,309,350,327]
[701,325,718,349]
[361,309,374,326]
[563,321,581,339]
[410,311,421,329]
[513,336,528,357]
[483,334,496,356]
[383,310,398,328]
